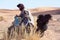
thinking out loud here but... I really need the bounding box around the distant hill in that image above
[32,9,60,16]
[29,7,60,13]
[0,7,60,16]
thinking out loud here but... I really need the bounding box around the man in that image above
[17,3,34,27]
[8,3,35,38]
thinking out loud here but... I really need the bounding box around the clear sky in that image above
[0,0,60,9]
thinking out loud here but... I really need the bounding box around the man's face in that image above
[18,7,21,11]
[18,6,24,11]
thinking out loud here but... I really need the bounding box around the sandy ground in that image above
[0,8,60,40]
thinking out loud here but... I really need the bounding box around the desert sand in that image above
[0,7,60,40]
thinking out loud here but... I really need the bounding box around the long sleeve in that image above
[28,11,34,25]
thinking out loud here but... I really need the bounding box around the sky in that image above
[0,0,60,9]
